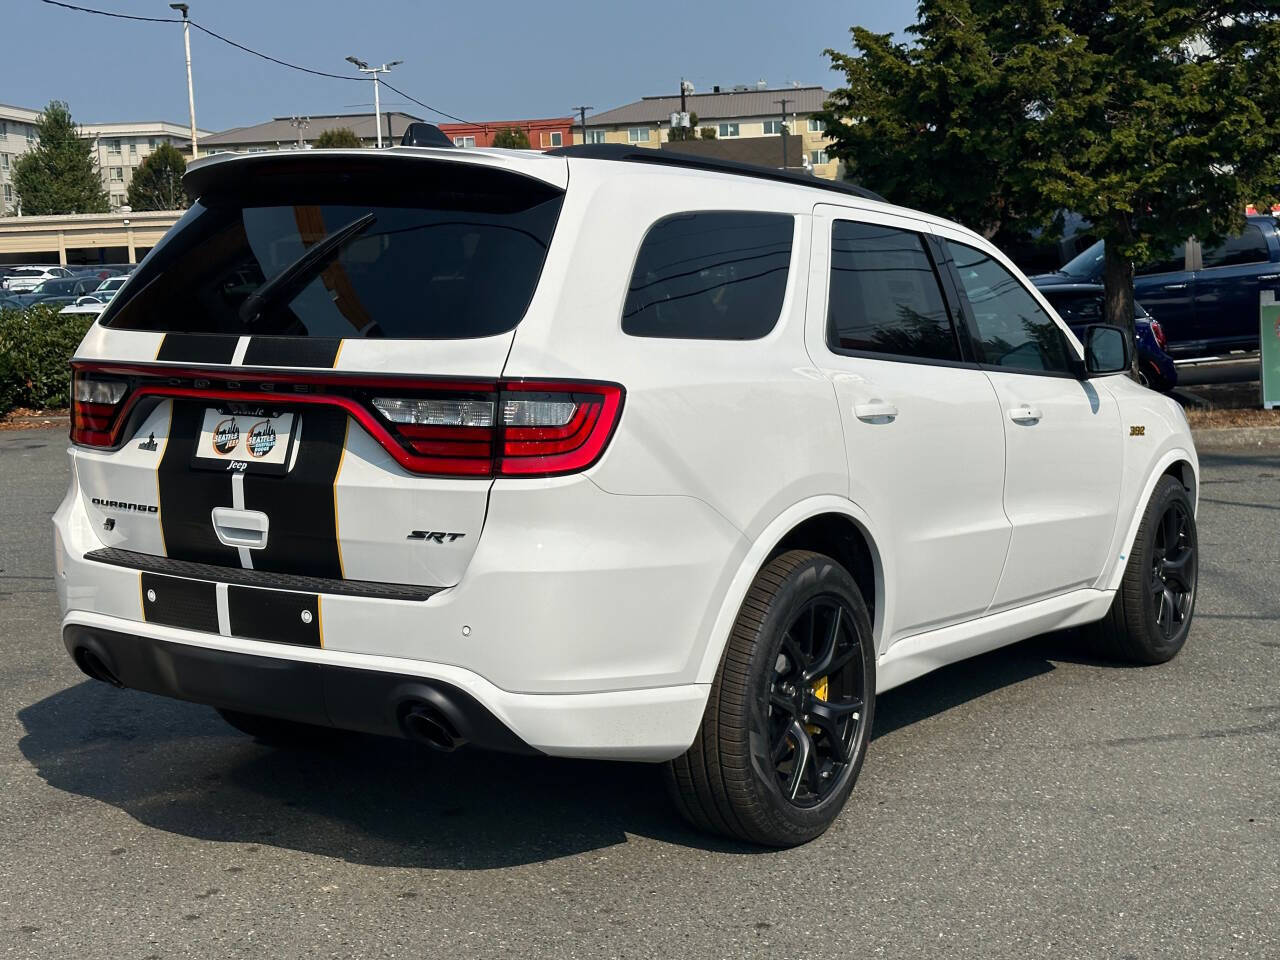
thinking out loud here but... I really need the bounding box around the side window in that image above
[622,212,793,340]
[1048,294,1102,325]
[945,240,1074,374]
[1201,225,1269,269]
[1135,240,1187,276]
[826,220,959,362]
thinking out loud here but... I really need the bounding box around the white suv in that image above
[55,135,1199,847]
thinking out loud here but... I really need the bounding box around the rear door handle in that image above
[1163,283,1188,290]
[1008,405,1043,424]
[853,399,898,422]
[211,507,269,549]
[1257,273,1280,281]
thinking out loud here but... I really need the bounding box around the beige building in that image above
[578,84,841,179]
[199,112,422,154]
[0,209,181,265]
[0,103,208,215]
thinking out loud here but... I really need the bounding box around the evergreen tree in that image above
[12,101,108,215]
[126,142,188,211]
[492,127,531,149]
[314,127,362,148]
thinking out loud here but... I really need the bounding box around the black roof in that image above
[545,144,885,203]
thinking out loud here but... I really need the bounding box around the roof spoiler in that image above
[401,123,456,148]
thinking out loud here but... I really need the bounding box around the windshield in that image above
[1058,240,1104,280]
[103,161,564,340]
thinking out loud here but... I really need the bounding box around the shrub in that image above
[0,304,95,413]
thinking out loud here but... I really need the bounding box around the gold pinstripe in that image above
[316,595,325,648]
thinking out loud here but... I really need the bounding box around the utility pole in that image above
[572,105,592,145]
[289,116,310,149]
[169,3,198,159]
[346,56,402,148]
[774,97,791,170]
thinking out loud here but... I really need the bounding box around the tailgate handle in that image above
[211,507,269,550]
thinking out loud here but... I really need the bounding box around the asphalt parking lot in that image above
[1,428,1276,959]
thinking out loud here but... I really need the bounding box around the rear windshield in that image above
[103,159,564,339]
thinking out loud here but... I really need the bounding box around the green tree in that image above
[821,2,1280,347]
[668,112,700,141]
[313,127,362,148]
[11,100,108,215]
[699,126,717,140]
[492,127,531,149]
[126,142,188,211]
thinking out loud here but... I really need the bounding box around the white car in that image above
[3,265,71,293]
[54,137,1199,847]
[90,275,130,303]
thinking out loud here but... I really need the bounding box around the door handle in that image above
[1008,405,1043,424]
[853,399,898,422]
[1257,273,1280,281]
[211,507,269,549]
[1162,283,1188,290]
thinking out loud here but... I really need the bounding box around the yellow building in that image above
[577,84,841,179]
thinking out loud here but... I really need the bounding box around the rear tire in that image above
[1087,474,1198,664]
[216,708,326,745]
[664,550,875,847]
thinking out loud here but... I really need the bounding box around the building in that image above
[578,84,840,179]
[661,133,808,171]
[198,112,422,154]
[437,117,575,150]
[1,103,208,215]
[0,209,181,265]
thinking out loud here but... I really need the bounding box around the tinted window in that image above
[1135,240,1187,276]
[1201,224,1269,269]
[104,162,563,339]
[622,212,793,340]
[946,240,1074,373]
[1044,291,1102,325]
[826,221,958,361]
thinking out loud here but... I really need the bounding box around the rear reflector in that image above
[68,364,624,479]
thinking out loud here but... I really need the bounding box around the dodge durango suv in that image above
[55,134,1200,847]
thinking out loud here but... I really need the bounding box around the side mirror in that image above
[1081,324,1130,376]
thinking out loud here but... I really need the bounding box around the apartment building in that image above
[578,84,841,179]
[0,103,41,216]
[198,112,423,154]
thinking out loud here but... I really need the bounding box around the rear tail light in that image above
[69,364,624,478]
[1149,319,1167,351]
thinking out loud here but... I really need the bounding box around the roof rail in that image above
[544,143,886,203]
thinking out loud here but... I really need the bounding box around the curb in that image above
[1191,425,1280,448]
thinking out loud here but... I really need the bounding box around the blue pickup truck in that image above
[1031,214,1280,358]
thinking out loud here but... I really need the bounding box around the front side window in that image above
[827,221,958,362]
[1135,240,1187,276]
[718,122,740,138]
[623,211,793,340]
[1201,225,1269,269]
[627,127,650,143]
[945,239,1074,373]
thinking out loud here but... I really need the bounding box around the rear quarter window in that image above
[622,211,793,340]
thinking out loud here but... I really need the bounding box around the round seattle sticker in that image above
[246,420,278,458]
[211,418,240,455]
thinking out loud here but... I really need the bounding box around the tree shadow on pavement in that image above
[18,630,1089,869]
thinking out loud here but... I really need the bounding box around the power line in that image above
[37,0,474,123]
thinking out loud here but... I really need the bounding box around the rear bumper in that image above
[61,610,709,761]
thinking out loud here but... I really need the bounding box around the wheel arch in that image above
[694,497,888,684]
[1102,447,1199,594]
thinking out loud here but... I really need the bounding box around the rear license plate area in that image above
[192,407,299,476]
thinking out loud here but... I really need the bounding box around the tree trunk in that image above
[1102,228,1137,378]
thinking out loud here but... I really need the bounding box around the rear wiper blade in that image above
[238,212,376,326]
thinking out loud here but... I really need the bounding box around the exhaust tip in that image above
[400,702,467,752]
[73,646,123,687]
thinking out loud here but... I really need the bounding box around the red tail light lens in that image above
[1149,319,1167,351]
[68,364,624,478]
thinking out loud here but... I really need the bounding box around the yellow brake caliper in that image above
[807,676,828,734]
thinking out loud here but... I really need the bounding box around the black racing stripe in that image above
[141,572,219,633]
[157,402,238,566]
[242,408,346,579]
[242,337,342,368]
[226,585,321,647]
[156,333,238,364]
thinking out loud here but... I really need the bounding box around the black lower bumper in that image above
[63,625,538,755]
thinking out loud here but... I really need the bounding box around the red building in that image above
[437,117,575,150]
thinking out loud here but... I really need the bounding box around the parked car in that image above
[70,265,128,282]
[1037,283,1177,392]
[60,302,107,317]
[1030,214,1280,358]
[0,296,22,311]
[56,141,1200,847]
[90,275,130,303]
[1,265,72,293]
[10,276,99,308]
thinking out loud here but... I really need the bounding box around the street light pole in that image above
[346,56,403,148]
[572,105,592,145]
[774,97,792,170]
[170,3,198,159]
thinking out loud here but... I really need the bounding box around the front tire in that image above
[665,550,875,847]
[1088,474,1198,663]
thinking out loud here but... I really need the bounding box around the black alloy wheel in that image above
[1150,499,1196,642]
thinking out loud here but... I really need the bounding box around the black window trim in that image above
[939,235,1085,380]
[821,220,977,369]
[620,208,798,342]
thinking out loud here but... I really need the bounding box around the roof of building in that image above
[82,120,213,138]
[200,112,423,147]
[660,134,808,169]
[588,85,827,127]
[437,117,573,134]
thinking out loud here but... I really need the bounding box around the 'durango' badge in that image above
[212,418,240,455]
[246,420,278,459]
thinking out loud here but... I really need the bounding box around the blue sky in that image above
[9,0,918,131]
